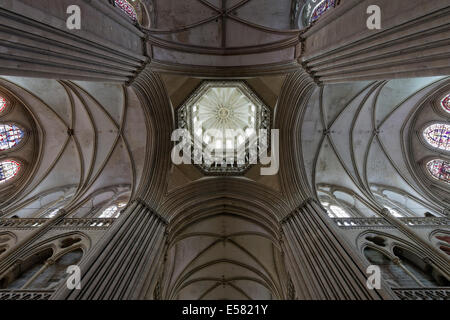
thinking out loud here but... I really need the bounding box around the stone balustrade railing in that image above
[56,218,116,228]
[0,290,54,300]
[0,218,47,228]
[333,217,449,229]
[1,287,447,300]
[333,218,389,228]
[0,218,116,229]
[392,287,450,300]
[401,217,449,226]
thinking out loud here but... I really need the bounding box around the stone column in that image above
[281,198,393,299]
[301,0,450,83]
[0,0,147,82]
[130,67,174,208]
[51,199,168,300]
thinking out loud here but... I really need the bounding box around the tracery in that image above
[0,123,24,151]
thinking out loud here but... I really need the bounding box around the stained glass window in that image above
[311,0,336,22]
[44,208,60,219]
[99,202,126,218]
[385,206,403,218]
[114,0,137,21]
[0,96,8,113]
[442,94,450,113]
[427,159,450,184]
[423,123,450,151]
[321,202,350,218]
[0,124,24,151]
[99,205,118,218]
[304,0,336,25]
[115,202,126,218]
[0,160,20,183]
[329,205,350,218]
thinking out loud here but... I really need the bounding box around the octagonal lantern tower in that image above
[177,81,271,175]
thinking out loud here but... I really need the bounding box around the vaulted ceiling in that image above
[1,63,449,300]
[0,76,147,218]
[162,213,286,300]
[302,76,450,217]
[147,0,302,73]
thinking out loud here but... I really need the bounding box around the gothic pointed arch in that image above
[441,93,450,113]
[0,94,10,115]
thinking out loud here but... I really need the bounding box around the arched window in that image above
[0,233,15,256]
[0,96,8,113]
[364,247,408,287]
[114,0,137,21]
[27,249,83,290]
[99,202,126,218]
[311,0,336,22]
[385,206,403,218]
[0,160,20,184]
[0,248,83,290]
[435,234,450,256]
[321,202,351,218]
[329,205,350,218]
[44,208,61,219]
[0,123,24,151]
[0,249,53,289]
[363,246,449,288]
[426,159,450,184]
[303,0,337,26]
[393,247,449,287]
[423,123,450,151]
[441,93,450,113]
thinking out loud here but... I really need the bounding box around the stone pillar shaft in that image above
[51,200,167,300]
[281,198,393,300]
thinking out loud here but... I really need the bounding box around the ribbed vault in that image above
[0,76,147,218]
[302,76,450,216]
[147,0,302,75]
[160,191,289,300]
[0,0,449,302]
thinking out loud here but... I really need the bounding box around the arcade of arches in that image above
[0,0,448,300]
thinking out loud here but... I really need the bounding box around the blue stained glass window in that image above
[310,0,336,23]
[427,159,450,184]
[0,124,24,151]
[0,160,20,183]
[423,123,450,152]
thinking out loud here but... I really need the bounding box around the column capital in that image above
[135,198,168,225]
[281,198,322,224]
[392,257,402,265]
[380,208,391,217]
